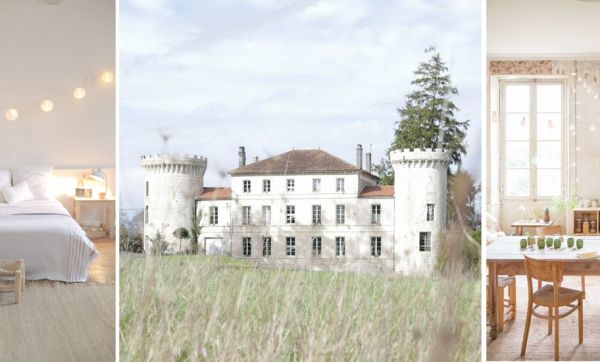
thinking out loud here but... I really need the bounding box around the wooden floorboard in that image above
[88,237,115,283]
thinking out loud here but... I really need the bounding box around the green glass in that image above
[520,238,528,249]
[546,237,553,248]
[577,239,584,249]
[553,238,561,249]
[567,237,574,248]
[537,238,545,250]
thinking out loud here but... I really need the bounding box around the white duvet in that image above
[0,200,97,282]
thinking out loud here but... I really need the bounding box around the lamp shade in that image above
[89,169,106,182]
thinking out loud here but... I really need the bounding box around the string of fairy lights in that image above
[1,70,114,122]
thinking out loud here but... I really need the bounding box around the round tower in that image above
[390,148,451,274]
[141,154,207,253]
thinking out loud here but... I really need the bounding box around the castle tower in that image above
[390,148,451,274]
[141,154,207,253]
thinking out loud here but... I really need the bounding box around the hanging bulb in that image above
[591,124,597,132]
[520,116,526,127]
[100,71,114,83]
[576,146,581,152]
[587,88,592,94]
[594,94,599,100]
[577,75,582,82]
[4,109,18,121]
[73,87,86,100]
[40,100,54,112]
[583,81,588,88]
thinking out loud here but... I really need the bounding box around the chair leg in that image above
[581,276,586,299]
[497,286,505,332]
[509,279,516,320]
[538,279,542,290]
[554,305,560,361]
[578,297,583,344]
[521,301,533,357]
[548,307,553,335]
[14,270,21,304]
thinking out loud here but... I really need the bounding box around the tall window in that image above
[419,232,431,252]
[371,236,381,257]
[242,237,252,257]
[144,206,149,224]
[243,180,251,193]
[371,204,381,224]
[312,178,321,192]
[502,81,563,199]
[286,205,295,224]
[312,205,322,225]
[145,181,149,197]
[209,206,218,225]
[262,205,271,225]
[312,236,322,256]
[426,204,434,221]
[286,237,296,256]
[335,237,345,257]
[287,179,295,192]
[263,179,271,193]
[262,237,271,257]
[336,178,345,192]
[336,205,345,224]
[242,206,251,225]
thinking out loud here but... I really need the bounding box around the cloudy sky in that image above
[120,0,481,211]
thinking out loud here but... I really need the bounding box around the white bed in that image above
[0,200,97,282]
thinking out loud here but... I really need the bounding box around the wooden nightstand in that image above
[73,197,116,238]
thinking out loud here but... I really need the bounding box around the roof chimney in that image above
[252,156,259,163]
[238,146,246,167]
[365,152,372,172]
[356,144,363,169]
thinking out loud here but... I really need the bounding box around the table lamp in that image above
[90,169,108,199]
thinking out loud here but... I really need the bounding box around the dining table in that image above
[487,235,600,340]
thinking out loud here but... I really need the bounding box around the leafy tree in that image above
[173,227,190,253]
[373,156,394,186]
[190,211,203,255]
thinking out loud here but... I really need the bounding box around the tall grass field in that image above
[120,255,480,361]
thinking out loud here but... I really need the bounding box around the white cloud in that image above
[299,0,366,25]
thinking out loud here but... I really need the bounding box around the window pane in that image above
[537,84,562,113]
[505,169,530,197]
[537,141,561,168]
[536,113,561,141]
[505,141,529,168]
[505,85,530,113]
[506,113,529,141]
[537,169,561,197]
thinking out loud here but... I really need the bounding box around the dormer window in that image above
[243,180,251,193]
[287,179,295,192]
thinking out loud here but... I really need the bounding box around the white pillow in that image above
[12,166,53,200]
[1,181,34,204]
[0,169,10,203]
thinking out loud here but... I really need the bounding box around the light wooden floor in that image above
[88,237,115,283]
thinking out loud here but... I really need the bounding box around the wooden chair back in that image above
[524,256,564,290]
[535,225,563,237]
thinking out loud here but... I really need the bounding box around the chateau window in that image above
[371,204,381,224]
[144,206,149,224]
[263,179,271,193]
[312,205,321,225]
[312,178,321,192]
[209,206,218,225]
[286,205,295,224]
[312,236,322,257]
[419,232,431,252]
[287,179,295,192]
[242,237,252,257]
[426,204,434,221]
[371,236,382,257]
[262,205,271,225]
[242,206,251,225]
[262,237,271,257]
[336,205,345,225]
[336,178,345,192]
[501,80,563,199]
[286,237,296,256]
[243,180,251,193]
[336,237,345,257]
[145,181,149,197]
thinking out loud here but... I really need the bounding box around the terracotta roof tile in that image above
[198,187,231,200]
[229,149,376,176]
[359,185,394,198]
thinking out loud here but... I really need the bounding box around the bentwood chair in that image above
[536,225,586,298]
[486,275,516,332]
[521,256,584,361]
[0,259,25,304]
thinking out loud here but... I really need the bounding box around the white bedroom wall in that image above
[0,0,115,168]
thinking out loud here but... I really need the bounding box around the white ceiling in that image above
[488,0,600,58]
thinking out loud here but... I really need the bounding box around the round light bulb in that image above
[100,71,114,83]
[73,87,86,100]
[5,109,18,121]
[591,124,597,132]
[40,100,54,112]
[595,94,599,100]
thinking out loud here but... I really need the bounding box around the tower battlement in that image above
[141,154,207,175]
[389,148,451,166]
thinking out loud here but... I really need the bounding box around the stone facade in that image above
[142,147,449,274]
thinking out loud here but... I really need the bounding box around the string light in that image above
[5,109,18,121]
[73,87,86,100]
[100,71,114,83]
[590,124,597,132]
[40,100,54,112]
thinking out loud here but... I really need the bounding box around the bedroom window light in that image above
[312,205,321,225]
[336,205,345,225]
[263,179,271,193]
[501,80,563,200]
[286,205,295,224]
[335,237,345,257]
[286,237,296,256]
[312,178,321,192]
[242,237,252,257]
[287,179,295,192]
[336,178,345,192]
[242,206,251,225]
[370,236,382,257]
[243,180,251,193]
[312,236,322,257]
[209,206,218,225]
[262,205,271,225]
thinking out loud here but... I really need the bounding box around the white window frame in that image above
[286,237,296,256]
[286,205,295,224]
[263,179,271,193]
[312,236,322,257]
[287,179,295,192]
[242,237,252,257]
[262,205,271,225]
[370,236,382,257]
[209,206,218,225]
[242,206,251,225]
[262,236,271,257]
[335,237,345,257]
[243,180,251,193]
[336,205,345,225]
[426,204,434,221]
[312,178,321,192]
[499,78,566,202]
[312,205,321,225]
[371,204,381,225]
[336,178,345,192]
[419,232,431,252]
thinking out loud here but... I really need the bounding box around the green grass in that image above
[120,255,480,361]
